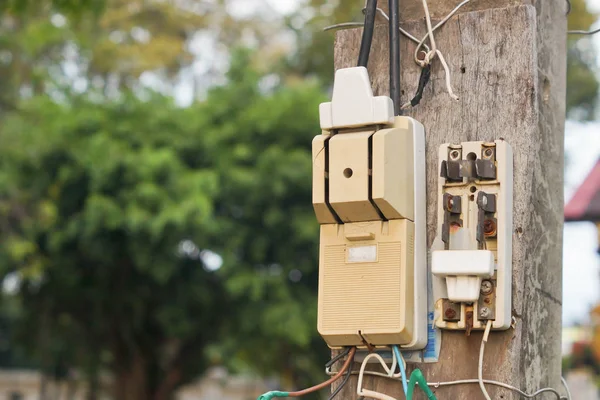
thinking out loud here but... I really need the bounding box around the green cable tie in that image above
[407,369,437,400]
[256,391,290,400]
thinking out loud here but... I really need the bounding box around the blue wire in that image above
[393,345,409,395]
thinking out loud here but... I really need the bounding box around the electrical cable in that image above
[392,345,408,395]
[416,0,437,66]
[432,379,566,399]
[328,350,355,400]
[325,347,351,369]
[413,0,470,66]
[358,0,378,68]
[402,64,431,109]
[324,1,467,103]
[328,364,569,399]
[479,320,493,400]
[357,352,400,400]
[257,347,356,400]
[568,27,600,35]
[389,0,401,115]
[407,369,437,400]
[561,377,572,400]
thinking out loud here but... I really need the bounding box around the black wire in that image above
[327,350,355,400]
[389,0,401,115]
[566,0,571,15]
[408,64,431,108]
[325,347,351,369]
[358,0,378,68]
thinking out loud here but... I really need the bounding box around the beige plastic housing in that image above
[313,120,417,225]
[329,130,380,222]
[433,141,513,331]
[317,220,414,348]
[313,116,427,350]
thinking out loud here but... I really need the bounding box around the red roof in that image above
[565,159,600,222]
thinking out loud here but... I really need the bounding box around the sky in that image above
[564,121,600,325]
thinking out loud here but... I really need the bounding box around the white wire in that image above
[479,320,493,400]
[437,49,460,101]
[329,334,569,400]
[432,379,566,399]
[323,22,364,31]
[356,353,399,400]
[401,49,458,109]
[380,1,465,102]
[332,369,568,400]
[416,0,438,66]
[414,0,470,66]
[561,376,572,400]
[568,27,600,35]
[391,347,399,376]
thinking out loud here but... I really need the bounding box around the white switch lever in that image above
[432,250,494,303]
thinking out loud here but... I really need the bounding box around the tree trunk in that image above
[40,374,48,400]
[153,367,183,400]
[113,352,149,400]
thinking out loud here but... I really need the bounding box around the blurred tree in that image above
[567,0,599,120]
[283,0,363,84]
[0,0,291,112]
[0,0,207,110]
[0,51,327,399]
[0,0,105,15]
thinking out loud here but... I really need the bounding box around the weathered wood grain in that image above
[331,3,565,399]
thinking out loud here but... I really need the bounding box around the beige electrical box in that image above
[314,67,427,350]
[313,117,427,350]
[317,220,415,348]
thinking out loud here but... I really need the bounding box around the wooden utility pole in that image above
[332,1,566,399]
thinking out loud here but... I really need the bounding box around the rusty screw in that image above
[481,280,493,295]
[483,219,497,236]
[484,297,491,304]
[445,308,457,320]
[450,150,460,160]
[484,148,494,158]
[480,307,490,319]
[450,221,462,234]
[446,195,455,211]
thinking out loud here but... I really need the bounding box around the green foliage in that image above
[284,1,363,83]
[0,52,327,398]
[1,0,105,15]
[567,0,600,120]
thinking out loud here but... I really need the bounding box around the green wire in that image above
[256,391,289,400]
[407,369,437,400]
